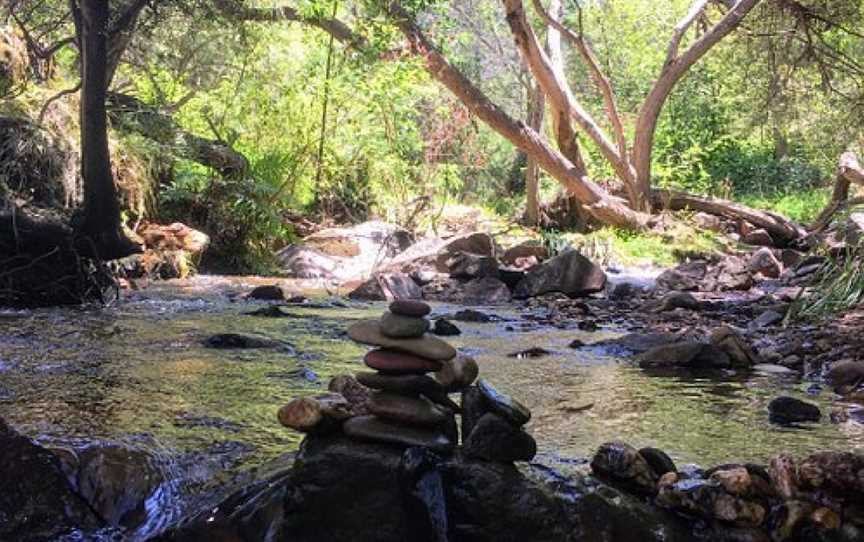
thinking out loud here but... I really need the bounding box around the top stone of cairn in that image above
[389,300,431,318]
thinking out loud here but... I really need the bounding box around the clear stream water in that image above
[0,275,862,536]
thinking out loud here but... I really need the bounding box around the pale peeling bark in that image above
[524,82,545,227]
[632,0,761,203]
[530,0,628,162]
[501,0,634,187]
[810,152,864,232]
[386,2,649,230]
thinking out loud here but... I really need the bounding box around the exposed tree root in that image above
[0,209,117,308]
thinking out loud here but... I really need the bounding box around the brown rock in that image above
[389,300,431,317]
[364,349,443,374]
[710,326,760,368]
[342,415,454,453]
[743,229,775,247]
[328,375,372,415]
[810,507,841,530]
[435,353,479,391]
[355,372,457,410]
[748,247,782,278]
[348,320,457,361]
[710,467,752,496]
[277,393,351,433]
[368,392,450,426]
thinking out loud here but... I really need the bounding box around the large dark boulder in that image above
[156,434,695,542]
[513,250,606,299]
[0,418,103,542]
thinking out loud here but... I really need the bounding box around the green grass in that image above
[738,188,829,224]
[548,225,725,268]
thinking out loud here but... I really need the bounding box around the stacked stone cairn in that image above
[278,300,536,462]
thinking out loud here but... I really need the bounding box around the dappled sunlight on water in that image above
[1,274,862,476]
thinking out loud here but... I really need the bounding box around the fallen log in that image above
[652,189,807,244]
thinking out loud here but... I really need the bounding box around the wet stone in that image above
[462,413,537,463]
[768,396,821,425]
[591,441,659,495]
[364,349,443,374]
[379,311,430,339]
[639,447,677,477]
[355,372,457,410]
[342,415,454,454]
[432,318,461,336]
[477,379,531,426]
[461,386,488,440]
[368,392,451,426]
[389,300,431,317]
[348,320,457,361]
[435,353,479,392]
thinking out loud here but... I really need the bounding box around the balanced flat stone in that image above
[364,349,443,374]
[343,415,454,453]
[389,300,431,317]
[477,379,531,426]
[355,372,458,410]
[379,311,430,339]
[435,353,479,391]
[348,320,456,361]
[368,392,450,426]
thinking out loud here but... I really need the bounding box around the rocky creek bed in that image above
[1,274,863,541]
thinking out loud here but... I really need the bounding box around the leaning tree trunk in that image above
[76,0,139,260]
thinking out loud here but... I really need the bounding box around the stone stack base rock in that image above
[278,300,536,464]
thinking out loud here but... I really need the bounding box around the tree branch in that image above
[666,0,710,65]
[385,1,649,230]
[501,0,634,187]
[530,0,629,166]
[632,0,761,205]
[211,0,366,49]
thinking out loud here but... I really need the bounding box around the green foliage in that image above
[740,188,830,224]
[790,245,864,321]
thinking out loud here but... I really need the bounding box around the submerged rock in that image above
[768,396,821,425]
[247,284,291,301]
[432,318,461,336]
[0,418,102,541]
[638,341,731,370]
[203,333,288,350]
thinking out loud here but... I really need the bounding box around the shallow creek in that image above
[1,275,862,537]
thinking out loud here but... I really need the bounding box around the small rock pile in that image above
[591,441,864,541]
[278,300,536,463]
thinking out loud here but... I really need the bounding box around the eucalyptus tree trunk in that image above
[524,82,545,227]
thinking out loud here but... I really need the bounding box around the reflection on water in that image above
[1,275,862,492]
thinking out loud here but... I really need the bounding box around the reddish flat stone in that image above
[364,349,442,374]
[389,300,431,317]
